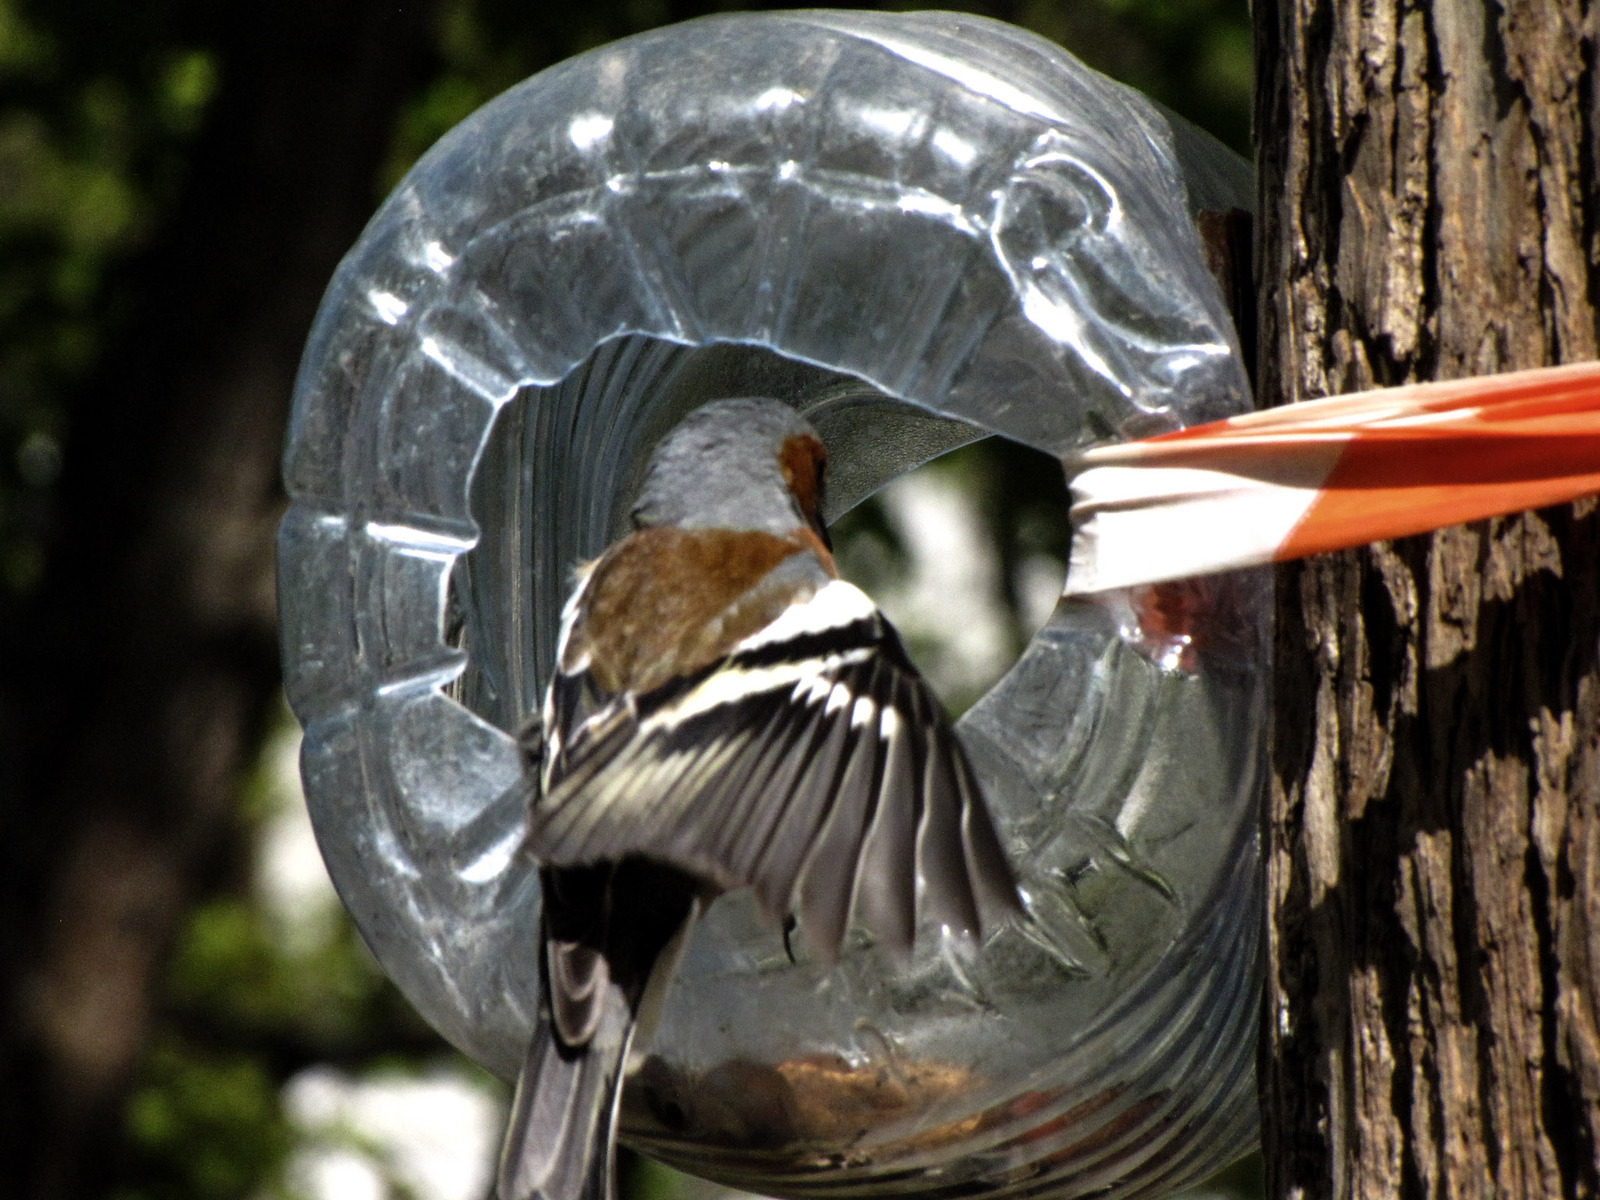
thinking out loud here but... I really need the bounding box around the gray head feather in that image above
[632,397,820,535]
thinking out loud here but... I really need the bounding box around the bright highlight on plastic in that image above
[568,113,614,149]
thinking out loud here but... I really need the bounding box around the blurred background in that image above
[0,1,1255,1197]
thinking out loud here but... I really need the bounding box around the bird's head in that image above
[630,397,831,548]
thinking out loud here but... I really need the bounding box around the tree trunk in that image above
[1257,1,1600,1197]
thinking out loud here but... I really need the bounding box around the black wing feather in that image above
[712,691,831,883]
[692,694,800,864]
[956,749,1022,928]
[749,685,859,918]
[845,669,919,956]
[916,713,983,940]
[794,667,887,960]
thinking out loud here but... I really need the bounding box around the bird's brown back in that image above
[565,526,830,695]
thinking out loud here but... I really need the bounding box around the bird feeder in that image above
[278,11,1264,1198]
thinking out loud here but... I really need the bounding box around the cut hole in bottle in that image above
[830,437,1070,716]
[446,334,1050,737]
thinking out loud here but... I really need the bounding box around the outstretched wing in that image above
[526,578,1018,963]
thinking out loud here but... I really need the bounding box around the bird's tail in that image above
[497,985,635,1200]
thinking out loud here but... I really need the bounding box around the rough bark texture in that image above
[1257,1,1600,1197]
[0,4,438,1195]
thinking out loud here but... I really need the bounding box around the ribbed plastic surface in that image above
[278,11,1264,1198]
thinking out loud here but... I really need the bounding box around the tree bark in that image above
[1257,1,1600,1197]
[0,4,438,1196]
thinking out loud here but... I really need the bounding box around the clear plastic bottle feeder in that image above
[277,11,1264,1199]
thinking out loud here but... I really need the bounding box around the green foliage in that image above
[118,1038,294,1200]
[165,894,413,1052]
[1009,0,1252,151]
[0,0,217,598]
[1207,1151,1266,1197]
[115,714,448,1200]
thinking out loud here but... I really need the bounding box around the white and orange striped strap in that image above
[1064,360,1600,595]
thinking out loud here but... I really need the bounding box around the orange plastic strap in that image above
[1066,360,1600,594]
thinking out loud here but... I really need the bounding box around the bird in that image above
[496,395,1020,1200]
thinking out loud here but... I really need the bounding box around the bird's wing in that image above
[527,579,1018,963]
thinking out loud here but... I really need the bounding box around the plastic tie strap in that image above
[1066,360,1600,593]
